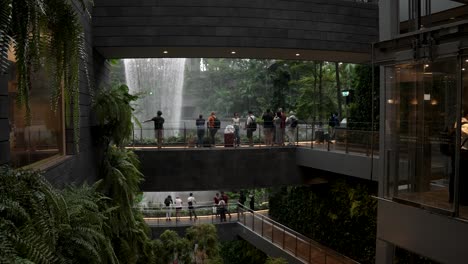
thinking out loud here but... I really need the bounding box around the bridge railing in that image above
[237,204,359,264]
[129,121,379,157]
[139,202,249,226]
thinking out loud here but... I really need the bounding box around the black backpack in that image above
[188,201,193,206]
[291,118,298,128]
[214,118,221,129]
[164,197,171,206]
[248,117,257,131]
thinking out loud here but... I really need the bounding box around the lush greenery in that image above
[269,180,377,264]
[221,239,268,264]
[348,65,380,131]
[184,59,363,123]
[0,0,91,151]
[0,166,118,263]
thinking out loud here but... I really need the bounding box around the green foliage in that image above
[348,65,380,131]
[221,239,267,264]
[93,84,140,147]
[264,257,288,264]
[186,224,222,263]
[269,180,377,264]
[1,0,91,151]
[0,166,117,264]
[98,146,154,263]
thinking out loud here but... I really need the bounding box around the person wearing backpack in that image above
[187,193,197,221]
[164,195,173,221]
[207,112,218,147]
[245,111,256,147]
[286,111,298,146]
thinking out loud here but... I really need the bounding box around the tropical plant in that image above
[348,65,380,131]
[0,0,92,151]
[269,179,377,264]
[0,166,118,263]
[221,239,267,264]
[93,84,140,147]
[186,224,222,263]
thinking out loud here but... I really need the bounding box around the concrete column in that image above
[0,68,9,165]
[376,239,395,264]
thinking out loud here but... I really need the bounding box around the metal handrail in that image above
[236,203,359,264]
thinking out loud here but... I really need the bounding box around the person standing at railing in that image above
[218,198,227,222]
[143,110,165,149]
[262,109,274,146]
[196,114,205,148]
[328,113,339,140]
[187,193,197,221]
[280,108,287,146]
[249,193,255,212]
[174,196,182,222]
[207,112,218,147]
[221,191,231,219]
[245,111,256,147]
[164,195,173,221]
[273,111,283,146]
[232,113,241,147]
[213,192,220,217]
[286,111,298,146]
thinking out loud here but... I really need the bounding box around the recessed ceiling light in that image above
[339,62,343,65]
[231,51,236,54]
[463,68,466,71]
[450,17,456,20]
[465,59,468,63]
[295,53,300,57]
[424,64,429,68]
[163,51,168,54]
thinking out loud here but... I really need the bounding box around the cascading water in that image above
[124,58,186,136]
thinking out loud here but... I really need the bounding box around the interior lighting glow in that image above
[163,50,168,54]
[424,64,429,68]
[295,53,300,57]
[231,51,236,54]
[463,68,466,71]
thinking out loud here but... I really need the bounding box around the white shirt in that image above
[188,196,196,205]
[175,198,182,208]
[232,117,240,126]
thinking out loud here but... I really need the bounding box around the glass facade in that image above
[399,0,467,34]
[7,50,65,168]
[384,56,468,216]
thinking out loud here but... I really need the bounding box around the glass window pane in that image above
[459,57,468,219]
[8,49,64,168]
[384,59,457,213]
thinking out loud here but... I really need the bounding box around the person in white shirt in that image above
[174,196,183,222]
[286,111,298,146]
[187,193,197,221]
[232,113,241,146]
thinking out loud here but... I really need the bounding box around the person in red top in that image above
[221,191,231,219]
[207,112,217,147]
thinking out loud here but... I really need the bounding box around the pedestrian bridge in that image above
[92,0,378,62]
[145,205,358,264]
[133,143,378,192]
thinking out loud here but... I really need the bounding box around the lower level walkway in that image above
[145,205,358,264]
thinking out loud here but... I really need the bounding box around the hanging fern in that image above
[0,0,92,152]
